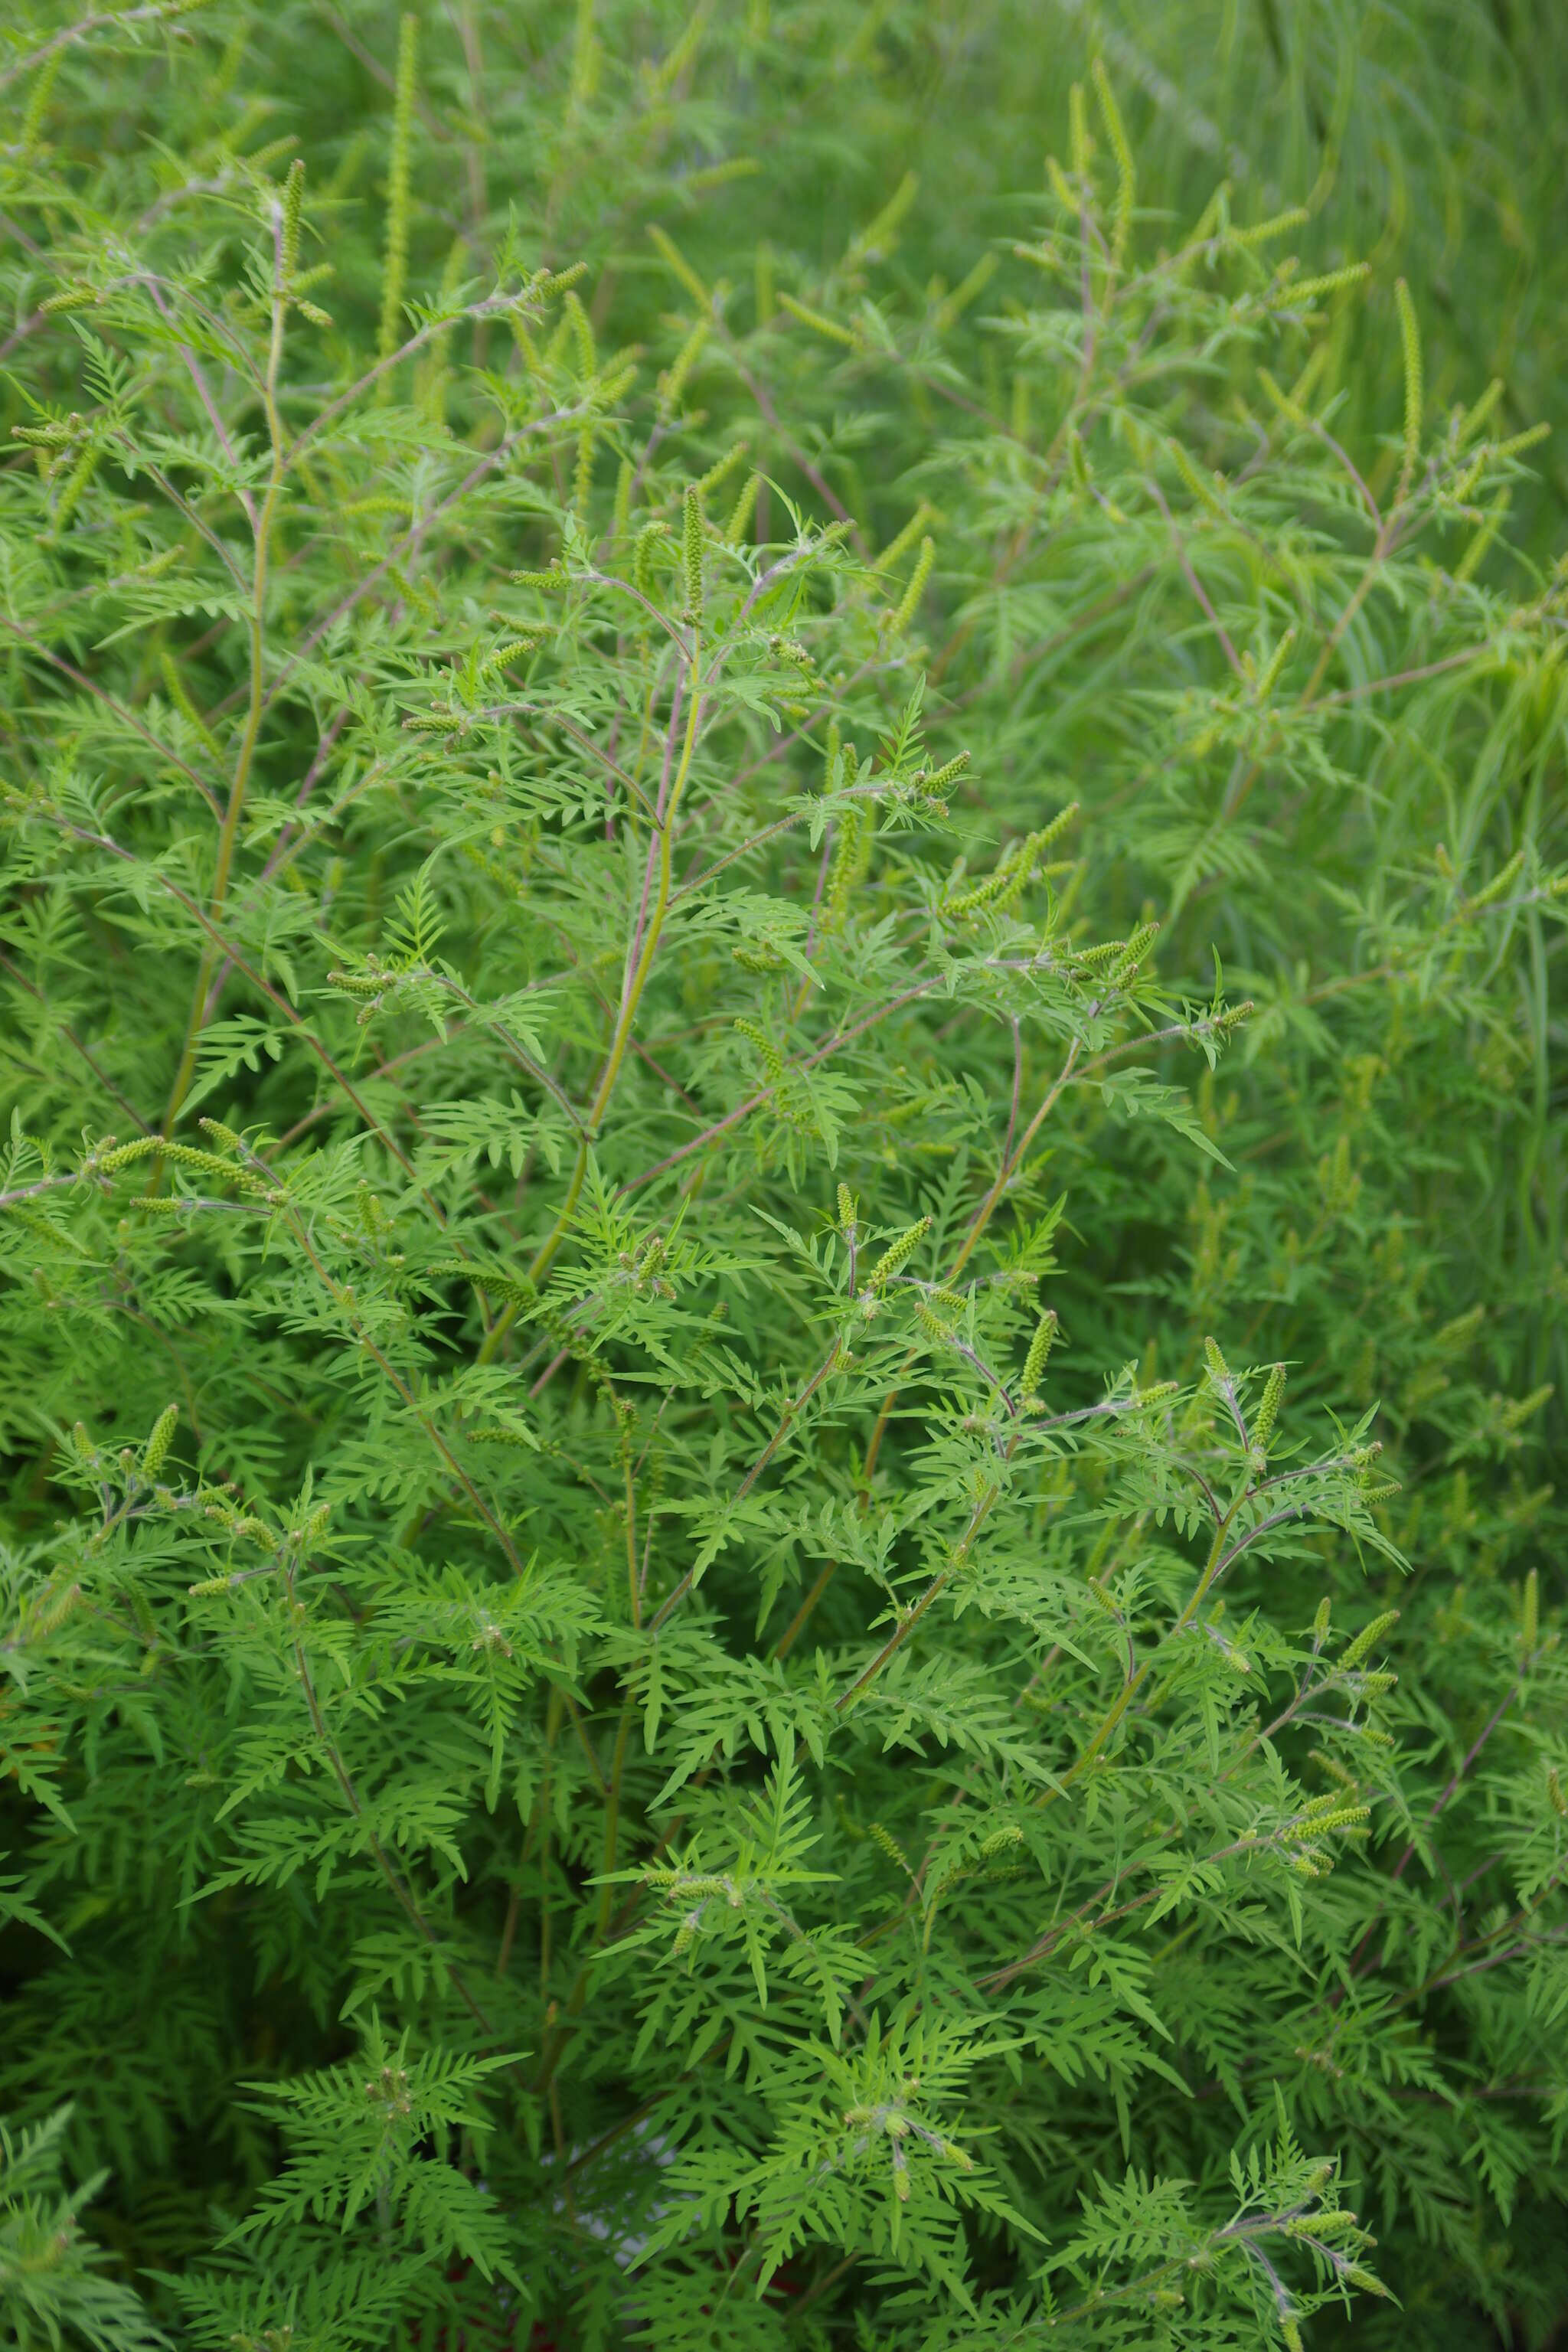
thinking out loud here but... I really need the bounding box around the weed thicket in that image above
[1,6,1565,2349]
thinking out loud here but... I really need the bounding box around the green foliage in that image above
[2,5,1566,2350]
[1,2109,169,2352]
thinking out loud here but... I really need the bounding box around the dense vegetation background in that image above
[2,2,1566,2347]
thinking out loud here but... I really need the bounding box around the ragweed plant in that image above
[1,6,1566,2351]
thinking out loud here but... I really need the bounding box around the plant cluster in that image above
[1,5,1565,2350]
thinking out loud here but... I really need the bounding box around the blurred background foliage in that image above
[100,0,1566,547]
[2,2,1566,2345]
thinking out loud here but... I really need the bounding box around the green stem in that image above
[1049,1498,1243,1797]
[596,1708,633,1939]
[478,645,704,1358]
[861,1037,1081,1489]
[158,220,290,1157]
